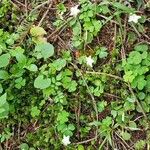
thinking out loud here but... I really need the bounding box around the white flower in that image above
[86,56,94,67]
[128,14,141,23]
[70,5,80,17]
[62,135,71,146]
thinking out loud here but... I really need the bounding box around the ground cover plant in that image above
[0,0,150,149]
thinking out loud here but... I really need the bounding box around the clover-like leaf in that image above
[57,110,69,124]
[31,106,40,117]
[134,44,148,52]
[123,71,135,82]
[96,47,108,58]
[128,51,142,65]
[131,75,147,90]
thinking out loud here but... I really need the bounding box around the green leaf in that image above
[123,71,135,82]
[0,93,9,119]
[50,58,66,71]
[26,64,38,72]
[141,101,149,112]
[0,93,7,107]
[30,26,47,37]
[0,54,11,68]
[20,143,29,150]
[97,101,107,112]
[111,110,117,118]
[92,19,102,35]
[134,140,146,150]
[15,77,26,89]
[35,43,54,59]
[121,131,131,141]
[96,47,108,58]
[17,54,27,67]
[146,75,150,92]
[137,92,145,100]
[112,2,134,13]
[68,124,75,131]
[68,81,77,92]
[131,75,146,90]
[126,97,135,103]
[128,121,138,130]
[101,117,112,127]
[29,148,35,150]
[57,124,67,132]
[78,145,85,150]
[34,75,51,89]
[73,21,81,36]
[0,84,3,94]
[31,106,40,117]
[128,51,142,65]
[124,101,135,111]
[57,110,69,124]
[0,70,9,79]
[134,44,148,52]
[10,47,24,57]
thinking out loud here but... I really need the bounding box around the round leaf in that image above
[35,43,54,59]
[34,75,51,89]
[0,70,9,79]
[0,54,11,68]
[26,64,38,72]
[30,26,47,37]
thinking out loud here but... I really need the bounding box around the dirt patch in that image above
[97,23,115,51]
[98,108,110,121]
[131,130,147,142]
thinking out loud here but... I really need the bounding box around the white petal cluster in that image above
[70,5,80,17]
[62,135,71,146]
[128,14,141,23]
[86,56,94,67]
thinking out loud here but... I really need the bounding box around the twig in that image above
[147,143,150,150]
[131,21,150,44]
[138,40,150,45]
[71,63,99,139]
[97,14,119,25]
[120,141,128,150]
[57,36,69,50]
[122,14,128,58]
[38,0,53,26]
[104,92,121,99]
[25,0,28,17]
[18,122,21,143]
[113,23,117,51]
[99,137,107,150]
[11,0,25,7]
[30,0,50,15]
[47,17,73,39]
[130,23,141,37]
[86,71,124,81]
[10,0,22,10]
[74,137,97,145]
[133,115,144,121]
[115,132,134,150]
